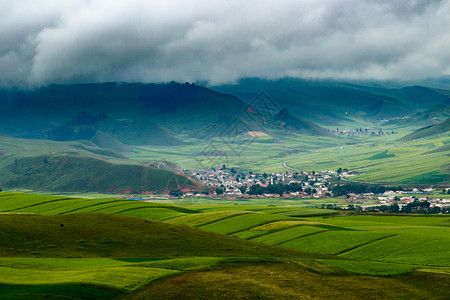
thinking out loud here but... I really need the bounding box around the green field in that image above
[0,192,448,299]
[124,128,449,184]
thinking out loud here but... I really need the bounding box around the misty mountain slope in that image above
[211,78,450,124]
[383,104,450,128]
[272,109,335,137]
[0,82,334,145]
[0,83,247,144]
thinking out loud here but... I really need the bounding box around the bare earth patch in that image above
[247,131,269,137]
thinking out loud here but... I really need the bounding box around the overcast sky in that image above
[1,0,449,87]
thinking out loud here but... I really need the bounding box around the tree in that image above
[337,167,342,174]
[239,186,246,194]
[390,203,400,213]
[215,188,224,195]
[201,187,209,195]
[169,189,182,197]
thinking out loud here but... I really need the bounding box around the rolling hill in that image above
[399,117,450,141]
[0,155,199,193]
[0,193,448,299]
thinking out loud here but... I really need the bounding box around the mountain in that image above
[383,104,450,128]
[399,117,450,141]
[211,78,450,124]
[272,109,334,137]
[0,82,335,192]
[0,82,331,143]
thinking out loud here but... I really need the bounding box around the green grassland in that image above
[1,112,448,192]
[0,193,448,299]
[125,126,449,184]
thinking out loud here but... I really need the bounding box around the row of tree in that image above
[247,182,305,196]
[322,200,448,214]
[331,183,404,196]
[366,200,447,214]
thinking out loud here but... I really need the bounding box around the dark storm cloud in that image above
[0,0,449,87]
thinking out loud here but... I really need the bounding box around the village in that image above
[127,165,449,213]
[327,127,396,136]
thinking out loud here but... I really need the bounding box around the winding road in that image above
[282,161,302,172]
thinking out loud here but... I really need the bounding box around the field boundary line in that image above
[61,200,132,214]
[226,219,292,235]
[336,234,396,256]
[375,238,441,262]
[3,198,75,212]
[245,224,308,241]
[277,229,329,245]
[194,211,252,227]
[112,205,194,215]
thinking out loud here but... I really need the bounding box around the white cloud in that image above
[0,0,449,87]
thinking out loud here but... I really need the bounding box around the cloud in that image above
[1,0,449,87]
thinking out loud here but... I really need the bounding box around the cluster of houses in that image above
[116,164,448,213]
[184,166,349,198]
[339,187,450,211]
[327,128,395,136]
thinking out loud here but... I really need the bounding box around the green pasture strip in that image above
[341,232,450,267]
[95,203,195,215]
[233,220,328,240]
[116,207,187,221]
[117,257,225,271]
[289,258,341,274]
[233,229,269,239]
[199,213,292,234]
[8,199,109,215]
[277,208,338,217]
[308,215,450,229]
[0,284,121,300]
[66,200,196,214]
[0,257,224,272]
[185,205,286,212]
[66,201,144,213]
[32,199,124,215]
[320,259,415,276]
[167,210,250,227]
[0,265,179,292]
[251,226,328,245]
[281,230,391,255]
[0,194,74,212]
[417,267,450,275]
[0,258,130,270]
[90,204,159,214]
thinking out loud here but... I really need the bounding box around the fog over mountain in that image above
[1,0,449,87]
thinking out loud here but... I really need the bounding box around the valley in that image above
[0,79,448,299]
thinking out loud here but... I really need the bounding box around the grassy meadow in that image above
[0,192,448,299]
[125,124,449,184]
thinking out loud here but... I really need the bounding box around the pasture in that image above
[0,192,448,299]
